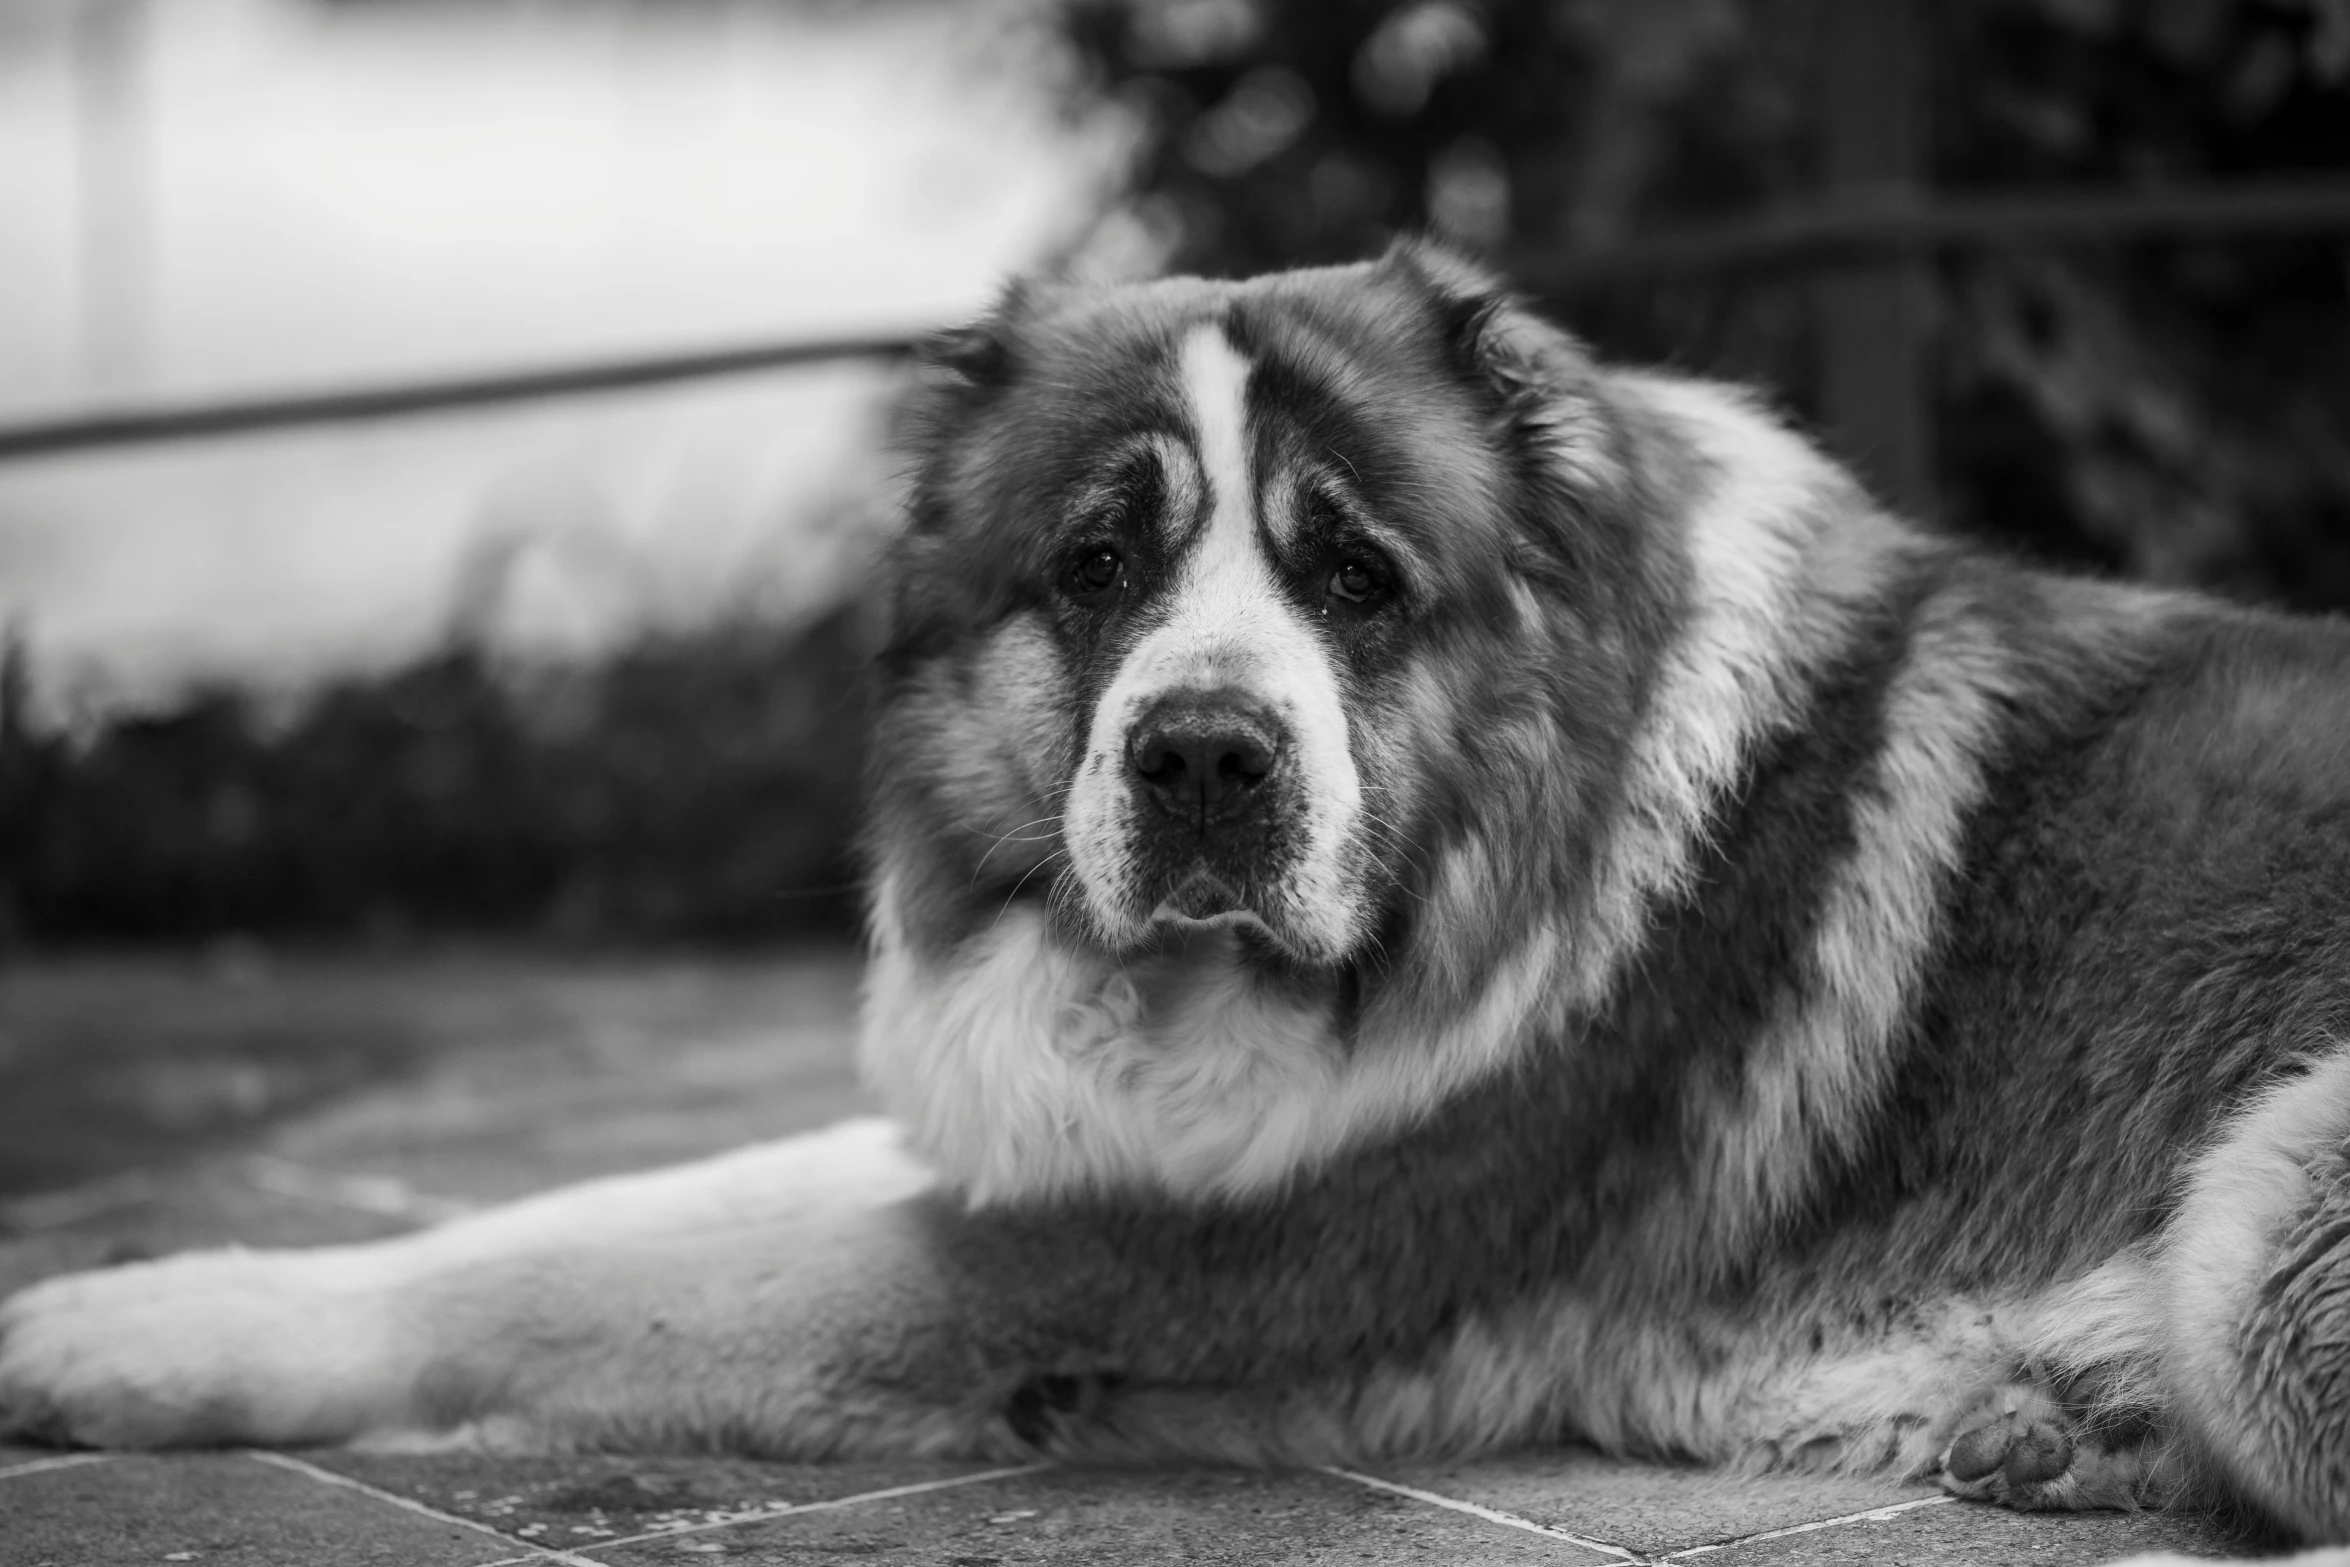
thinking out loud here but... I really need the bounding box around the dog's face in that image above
[862,243,1885,1202]
[870,244,1677,1002]
[1062,319,1393,963]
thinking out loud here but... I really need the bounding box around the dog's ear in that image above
[897,281,1036,539]
[1378,234,1615,466]
[1376,235,1591,410]
[917,321,1011,389]
[1378,237,1632,581]
[1376,236,1506,361]
[914,278,1031,395]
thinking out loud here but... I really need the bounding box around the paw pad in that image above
[1947,1410,2074,1487]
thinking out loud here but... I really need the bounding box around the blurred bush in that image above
[1064,0,2350,603]
[0,608,871,947]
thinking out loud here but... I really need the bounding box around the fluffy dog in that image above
[6,242,2350,1548]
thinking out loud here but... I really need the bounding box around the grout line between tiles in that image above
[468,1462,1058,1562]
[1662,1492,1958,1559]
[0,1452,115,1483]
[242,1450,606,1567]
[1324,1467,1643,1561]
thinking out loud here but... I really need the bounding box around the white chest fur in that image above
[859,883,1561,1206]
[860,899,1341,1204]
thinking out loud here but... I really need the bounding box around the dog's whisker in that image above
[969,814,1068,883]
[992,849,1069,929]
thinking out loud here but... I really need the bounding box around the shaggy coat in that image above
[5,243,2349,1548]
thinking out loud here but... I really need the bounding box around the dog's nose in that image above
[1129,696,1280,822]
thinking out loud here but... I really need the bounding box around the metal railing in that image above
[0,331,922,463]
[3,176,2349,467]
[1521,175,2350,292]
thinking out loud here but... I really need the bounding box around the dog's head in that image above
[860,241,1873,1201]
[873,242,1671,981]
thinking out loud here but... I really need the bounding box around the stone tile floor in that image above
[0,950,2298,1565]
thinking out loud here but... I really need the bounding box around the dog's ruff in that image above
[8,243,2350,1547]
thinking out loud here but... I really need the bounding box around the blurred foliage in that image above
[11,0,2350,947]
[1063,0,2350,603]
[0,610,871,948]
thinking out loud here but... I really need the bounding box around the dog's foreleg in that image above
[0,1118,953,1451]
[382,1200,1015,1456]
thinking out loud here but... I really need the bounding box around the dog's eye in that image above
[1327,559,1383,606]
[1066,546,1124,596]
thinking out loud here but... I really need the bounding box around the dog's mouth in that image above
[1148,867,1260,932]
[1076,798,1370,966]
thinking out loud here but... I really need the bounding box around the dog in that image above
[5,240,2350,1549]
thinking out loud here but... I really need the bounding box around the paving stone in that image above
[0,950,870,1212]
[0,1172,411,1299]
[1373,1448,2260,1563]
[0,949,868,1297]
[1370,1447,1939,1556]
[254,953,870,1205]
[586,1466,1598,1565]
[317,1453,1022,1548]
[1690,1491,2264,1564]
[0,1452,519,1567]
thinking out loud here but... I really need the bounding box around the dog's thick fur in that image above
[7,244,2350,1546]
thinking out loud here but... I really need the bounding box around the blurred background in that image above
[0,0,2347,1208]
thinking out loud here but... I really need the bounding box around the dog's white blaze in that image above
[1063,324,1366,960]
[1188,320,1254,537]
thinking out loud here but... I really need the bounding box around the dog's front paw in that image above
[1938,1383,2163,1512]
[0,1248,408,1449]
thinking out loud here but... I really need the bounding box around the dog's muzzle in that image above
[1126,689,1288,919]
